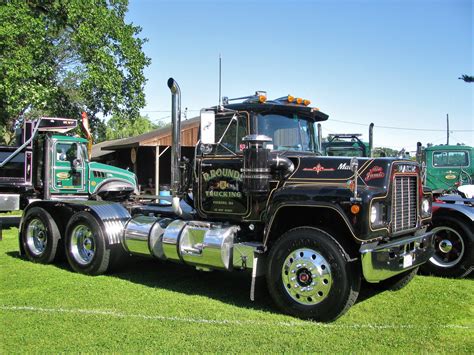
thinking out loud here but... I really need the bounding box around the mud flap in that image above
[250,253,267,301]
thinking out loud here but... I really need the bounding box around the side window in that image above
[56,143,77,162]
[214,115,247,155]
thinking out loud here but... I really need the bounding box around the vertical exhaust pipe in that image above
[317,123,322,153]
[368,123,374,158]
[167,78,183,216]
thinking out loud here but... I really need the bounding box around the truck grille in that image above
[392,176,417,233]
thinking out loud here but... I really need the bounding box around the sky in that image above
[126,0,473,152]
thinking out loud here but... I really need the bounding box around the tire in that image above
[420,216,473,278]
[21,207,60,264]
[266,227,360,322]
[374,267,418,291]
[64,211,111,275]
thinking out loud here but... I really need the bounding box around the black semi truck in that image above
[17,79,435,322]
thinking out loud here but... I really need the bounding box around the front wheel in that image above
[266,227,360,322]
[420,216,473,278]
[65,212,111,275]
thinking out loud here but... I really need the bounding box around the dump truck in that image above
[0,116,138,213]
[17,79,435,321]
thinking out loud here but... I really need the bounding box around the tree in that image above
[458,75,474,83]
[105,115,161,140]
[373,147,399,157]
[0,0,150,144]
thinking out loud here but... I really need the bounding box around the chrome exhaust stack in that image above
[369,123,374,157]
[167,78,184,216]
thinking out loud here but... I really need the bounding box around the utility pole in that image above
[446,114,449,145]
[218,54,222,106]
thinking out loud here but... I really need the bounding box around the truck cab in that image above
[0,117,137,211]
[420,144,473,194]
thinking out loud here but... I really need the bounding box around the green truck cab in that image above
[51,135,137,198]
[0,117,137,211]
[419,144,473,193]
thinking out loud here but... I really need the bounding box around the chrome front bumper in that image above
[360,230,435,283]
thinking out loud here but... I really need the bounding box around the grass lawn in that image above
[1,226,473,352]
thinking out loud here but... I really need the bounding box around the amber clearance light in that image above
[258,95,267,103]
[351,204,361,214]
[287,95,295,103]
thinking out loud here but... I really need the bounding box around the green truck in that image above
[417,143,473,194]
[0,117,137,213]
[318,123,374,157]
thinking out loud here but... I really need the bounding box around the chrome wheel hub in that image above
[70,225,96,265]
[26,218,47,256]
[430,226,464,268]
[281,248,332,305]
[438,239,453,253]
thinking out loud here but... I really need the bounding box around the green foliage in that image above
[0,0,150,144]
[0,228,473,352]
[373,146,399,157]
[105,115,159,140]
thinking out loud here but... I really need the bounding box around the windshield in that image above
[256,113,319,153]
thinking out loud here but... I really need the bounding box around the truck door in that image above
[197,113,249,219]
[52,141,86,193]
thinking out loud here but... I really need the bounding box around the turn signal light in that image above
[287,95,295,103]
[258,95,267,103]
[351,204,361,214]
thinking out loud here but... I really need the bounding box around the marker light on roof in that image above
[303,99,311,106]
[258,95,267,103]
[296,97,303,104]
[287,95,295,103]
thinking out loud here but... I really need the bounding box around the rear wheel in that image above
[266,227,360,322]
[420,216,473,278]
[21,207,60,264]
[65,212,111,275]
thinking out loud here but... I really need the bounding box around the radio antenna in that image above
[218,54,222,106]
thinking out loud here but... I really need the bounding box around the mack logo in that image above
[337,163,352,171]
[396,165,417,173]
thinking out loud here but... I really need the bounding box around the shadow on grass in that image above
[7,249,389,315]
[113,256,276,313]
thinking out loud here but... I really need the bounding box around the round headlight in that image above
[422,198,430,214]
[370,205,378,224]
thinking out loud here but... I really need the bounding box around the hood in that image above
[286,155,419,189]
[89,161,136,179]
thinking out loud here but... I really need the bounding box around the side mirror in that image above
[200,110,215,144]
[350,157,359,173]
